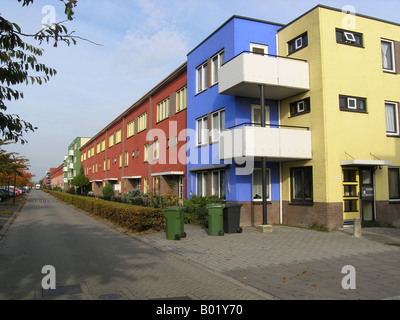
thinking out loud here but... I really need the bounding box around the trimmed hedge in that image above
[48,191,165,233]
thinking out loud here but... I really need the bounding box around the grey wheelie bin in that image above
[223,203,243,233]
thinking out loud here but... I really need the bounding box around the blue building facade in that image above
[186,16,284,226]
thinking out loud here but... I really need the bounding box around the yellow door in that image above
[342,168,360,221]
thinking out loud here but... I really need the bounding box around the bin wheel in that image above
[218,230,225,236]
[181,232,187,238]
[175,234,181,240]
[238,227,243,233]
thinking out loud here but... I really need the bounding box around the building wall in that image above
[278,6,400,229]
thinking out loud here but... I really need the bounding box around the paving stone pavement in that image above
[138,224,400,300]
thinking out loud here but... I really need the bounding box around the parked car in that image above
[0,189,9,202]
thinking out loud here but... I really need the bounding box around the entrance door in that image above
[360,168,375,221]
[342,168,360,221]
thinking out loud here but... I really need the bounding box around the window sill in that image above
[339,108,368,114]
[252,200,272,205]
[389,200,400,204]
[288,201,314,206]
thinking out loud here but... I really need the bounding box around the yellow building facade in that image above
[278,6,400,230]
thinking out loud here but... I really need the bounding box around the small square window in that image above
[295,37,303,50]
[348,98,357,109]
[297,101,305,113]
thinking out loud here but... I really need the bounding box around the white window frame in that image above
[211,109,225,143]
[212,170,226,198]
[157,98,169,122]
[251,104,270,127]
[197,62,208,93]
[295,37,303,50]
[176,86,187,112]
[197,116,208,146]
[138,113,147,132]
[252,168,271,201]
[347,98,357,110]
[344,32,356,42]
[196,172,209,197]
[211,50,225,85]
[385,102,399,136]
[250,43,269,55]
[297,101,305,113]
[382,39,396,73]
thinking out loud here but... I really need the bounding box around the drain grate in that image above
[42,284,83,297]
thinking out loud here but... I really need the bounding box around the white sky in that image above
[1,0,399,181]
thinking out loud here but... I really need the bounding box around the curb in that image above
[0,194,29,240]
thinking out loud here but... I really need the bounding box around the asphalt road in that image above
[0,190,267,301]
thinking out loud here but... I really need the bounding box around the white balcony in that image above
[68,149,74,156]
[68,163,74,169]
[220,125,312,162]
[63,167,68,172]
[219,52,310,100]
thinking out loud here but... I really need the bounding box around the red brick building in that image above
[80,63,187,202]
[50,164,64,189]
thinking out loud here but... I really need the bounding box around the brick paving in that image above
[139,224,400,300]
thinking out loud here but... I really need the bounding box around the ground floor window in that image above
[291,166,313,204]
[252,168,271,201]
[389,167,400,200]
[196,170,226,198]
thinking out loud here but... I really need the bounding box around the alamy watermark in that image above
[341,265,356,290]
[41,5,57,30]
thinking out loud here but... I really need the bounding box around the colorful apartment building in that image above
[49,164,64,189]
[63,137,91,191]
[59,5,400,230]
[276,5,400,229]
[187,6,400,230]
[80,63,187,202]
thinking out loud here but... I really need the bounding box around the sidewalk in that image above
[137,224,400,300]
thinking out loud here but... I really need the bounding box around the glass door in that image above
[342,168,360,221]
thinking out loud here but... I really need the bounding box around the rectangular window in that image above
[176,86,187,112]
[288,32,308,55]
[96,142,101,154]
[196,172,209,197]
[125,151,129,167]
[389,168,400,200]
[143,177,149,194]
[291,167,313,204]
[138,113,147,132]
[197,62,208,93]
[107,158,110,171]
[290,98,311,117]
[211,50,225,85]
[197,116,208,145]
[252,104,270,127]
[382,39,396,72]
[212,170,226,199]
[211,109,225,142]
[119,153,123,168]
[144,143,149,162]
[157,98,169,122]
[336,29,363,47]
[339,95,367,113]
[153,140,159,160]
[385,102,399,136]
[250,43,268,55]
[153,176,160,195]
[109,134,114,148]
[252,169,271,201]
[127,121,135,138]
[115,129,122,144]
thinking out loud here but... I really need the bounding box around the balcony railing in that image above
[218,51,310,100]
[219,123,312,161]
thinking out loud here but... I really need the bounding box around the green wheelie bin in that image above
[206,203,225,236]
[164,206,186,240]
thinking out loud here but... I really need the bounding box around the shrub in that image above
[49,191,165,233]
[102,184,114,200]
[183,195,224,226]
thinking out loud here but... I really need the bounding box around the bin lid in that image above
[225,203,243,208]
[206,203,226,209]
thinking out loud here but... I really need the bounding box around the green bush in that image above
[49,191,165,233]
[183,195,224,226]
[102,184,114,200]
